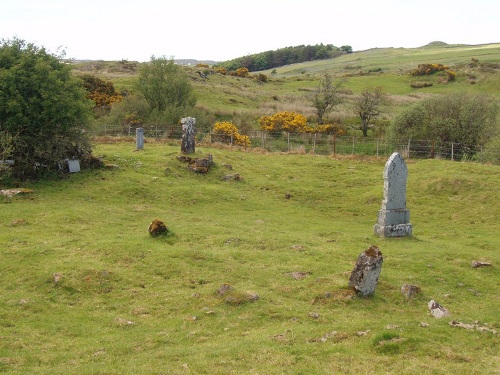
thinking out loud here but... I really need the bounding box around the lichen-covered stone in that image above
[348,245,383,296]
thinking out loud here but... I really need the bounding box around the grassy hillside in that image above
[1,141,498,374]
[73,43,500,128]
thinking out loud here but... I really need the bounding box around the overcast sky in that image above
[2,0,499,62]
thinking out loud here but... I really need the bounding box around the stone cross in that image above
[136,127,144,150]
[181,117,196,154]
[374,152,412,237]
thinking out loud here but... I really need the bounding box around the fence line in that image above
[91,125,498,162]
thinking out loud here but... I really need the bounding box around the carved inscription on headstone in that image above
[374,152,412,237]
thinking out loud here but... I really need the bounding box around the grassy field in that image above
[1,140,499,374]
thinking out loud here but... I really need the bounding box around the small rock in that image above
[356,330,371,336]
[309,312,320,319]
[428,300,450,318]
[148,218,168,237]
[401,284,421,299]
[216,283,234,296]
[53,273,63,284]
[385,324,400,330]
[419,322,430,327]
[471,261,492,268]
[284,271,310,280]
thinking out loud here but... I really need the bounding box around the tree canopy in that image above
[0,38,93,180]
[389,92,498,150]
[216,44,349,72]
[136,56,196,124]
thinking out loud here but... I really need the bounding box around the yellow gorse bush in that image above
[212,121,250,147]
[258,111,308,133]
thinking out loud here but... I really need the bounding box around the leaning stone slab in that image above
[348,245,383,296]
[374,152,412,237]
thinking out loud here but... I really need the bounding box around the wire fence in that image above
[91,124,499,163]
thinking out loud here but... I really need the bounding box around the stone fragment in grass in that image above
[216,284,259,305]
[148,218,168,237]
[222,173,242,181]
[471,261,492,268]
[284,271,310,280]
[428,300,450,318]
[401,284,421,299]
[348,245,383,296]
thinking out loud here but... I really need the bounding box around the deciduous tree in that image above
[355,87,384,137]
[137,56,196,124]
[0,38,92,179]
[310,73,344,125]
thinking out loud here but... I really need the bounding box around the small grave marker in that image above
[136,127,144,150]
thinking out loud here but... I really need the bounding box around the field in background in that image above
[1,141,498,374]
[73,43,500,127]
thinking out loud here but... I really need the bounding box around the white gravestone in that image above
[374,152,412,237]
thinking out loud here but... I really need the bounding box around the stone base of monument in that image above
[374,223,413,237]
[374,208,412,237]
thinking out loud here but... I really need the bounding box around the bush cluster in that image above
[212,121,250,146]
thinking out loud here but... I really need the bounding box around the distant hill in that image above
[175,59,219,66]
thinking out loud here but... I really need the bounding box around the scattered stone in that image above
[216,283,234,296]
[19,299,30,305]
[222,173,242,181]
[471,261,492,268]
[0,188,34,198]
[53,273,63,284]
[273,329,293,343]
[356,330,371,336]
[401,284,421,299]
[148,218,168,237]
[177,154,213,173]
[216,284,259,305]
[285,193,293,199]
[385,324,401,330]
[114,317,135,326]
[290,244,305,251]
[419,322,430,327]
[308,331,338,342]
[348,245,384,297]
[449,320,497,334]
[222,163,232,170]
[309,312,320,319]
[284,271,310,280]
[428,300,450,318]
[374,152,412,237]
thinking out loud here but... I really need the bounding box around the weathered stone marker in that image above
[374,152,412,237]
[136,127,144,150]
[181,117,196,154]
[348,245,383,296]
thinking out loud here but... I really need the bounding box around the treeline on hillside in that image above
[215,44,352,72]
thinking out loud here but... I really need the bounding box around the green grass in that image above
[1,141,499,374]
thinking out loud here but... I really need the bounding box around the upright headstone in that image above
[181,117,196,154]
[374,152,412,237]
[136,127,144,150]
